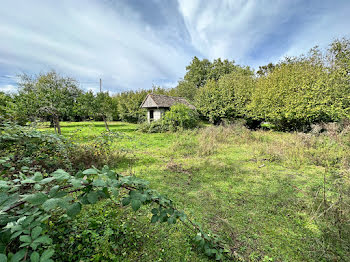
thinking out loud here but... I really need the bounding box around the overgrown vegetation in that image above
[139,104,200,133]
[1,36,350,261]
[1,38,349,131]
[0,124,235,261]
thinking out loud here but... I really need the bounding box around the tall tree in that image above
[17,71,81,134]
[93,92,114,131]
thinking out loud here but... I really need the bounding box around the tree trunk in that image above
[56,120,61,135]
[102,115,110,132]
[53,115,61,135]
[50,117,55,128]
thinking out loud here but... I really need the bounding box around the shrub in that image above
[0,124,125,177]
[162,104,199,131]
[137,121,167,133]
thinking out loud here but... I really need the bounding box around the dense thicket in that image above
[1,38,349,131]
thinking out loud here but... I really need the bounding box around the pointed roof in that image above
[140,94,196,109]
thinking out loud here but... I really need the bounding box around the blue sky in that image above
[0,0,349,94]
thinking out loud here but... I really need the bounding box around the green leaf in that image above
[33,235,51,245]
[31,226,42,239]
[121,197,130,206]
[70,179,82,188]
[110,188,119,198]
[30,252,39,262]
[0,254,7,262]
[39,177,55,185]
[151,215,158,223]
[151,208,158,215]
[167,217,176,225]
[92,179,106,187]
[40,249,54,262]
[131,199,141,211]
[51,169,71,181]
[48,186,59,197]
[10,249,25,262]
[19,235,31,243]
[66,202,81,217]
[42,198,60,211]
[23,192,47,205]
[0,181,9,189]
[87,191,98,204]
[33,172,43,182]
[82,168,98,175]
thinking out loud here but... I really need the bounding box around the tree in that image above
[256,62,276,76]
[74,90,95,121]
[0,92,15,124]
[249,56,331,130]
[93,92,114,131]
[195,67,255,124]
[17,71,81,134]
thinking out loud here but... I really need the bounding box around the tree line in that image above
[1,37,349,131]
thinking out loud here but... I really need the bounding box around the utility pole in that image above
[99,78,102,93]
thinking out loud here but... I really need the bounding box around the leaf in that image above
[48,186,59,197]
[131,199,141,211]
[33,172,43,182]
[92,179,106,187]
[0,254,7,262]
[19,235,31,243]
[151,208,158,215]
[82,168,98,175]
[66,202,81,217]
[30,252,39,262]
[167,217,176,225]
[33,235,51,245]
[40,249,54,262]
[110,188,119,198]
[151,215,158,223]
[39,177,55,185]
[42,199,60,211]
[69,179,82,188]
[10,249,25,262]
[121,197,130,206]
[31,226,42,239]
[51,169,71,181]
[87,191,98,204]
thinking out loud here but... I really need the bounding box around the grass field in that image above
[40,121,350,261]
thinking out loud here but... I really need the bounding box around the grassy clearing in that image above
[40,121,350,261]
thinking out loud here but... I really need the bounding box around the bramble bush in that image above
[0,125,234,261]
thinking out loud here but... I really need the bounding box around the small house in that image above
[140,94,195,123]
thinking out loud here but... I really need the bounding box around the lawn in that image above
[39,121,348,262]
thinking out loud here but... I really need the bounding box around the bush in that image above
[137,121,167,133]
[138,104,199,133]
[0,124,125,177]
[162,104,199,131]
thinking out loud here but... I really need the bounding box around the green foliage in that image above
[162,104,199,131]
[249,56,333,130]
[138,104,200,133]
[0,123,72,175]
[0,92,16,124]
[16,71,82,134]
[195,68,255,124]
[1,162,230,261]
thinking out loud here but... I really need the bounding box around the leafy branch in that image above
[1,164,238,261]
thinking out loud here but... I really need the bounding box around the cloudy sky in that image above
[0,0,349,93]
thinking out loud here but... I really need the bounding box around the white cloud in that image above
[177,0,350,68]
[0,84,16,93]
[0,0,191,92]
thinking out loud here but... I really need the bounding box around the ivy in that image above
[0,162,237,261]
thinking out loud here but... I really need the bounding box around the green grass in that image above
[40,121,349,261]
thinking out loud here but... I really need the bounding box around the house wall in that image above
[147,108,166,123]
